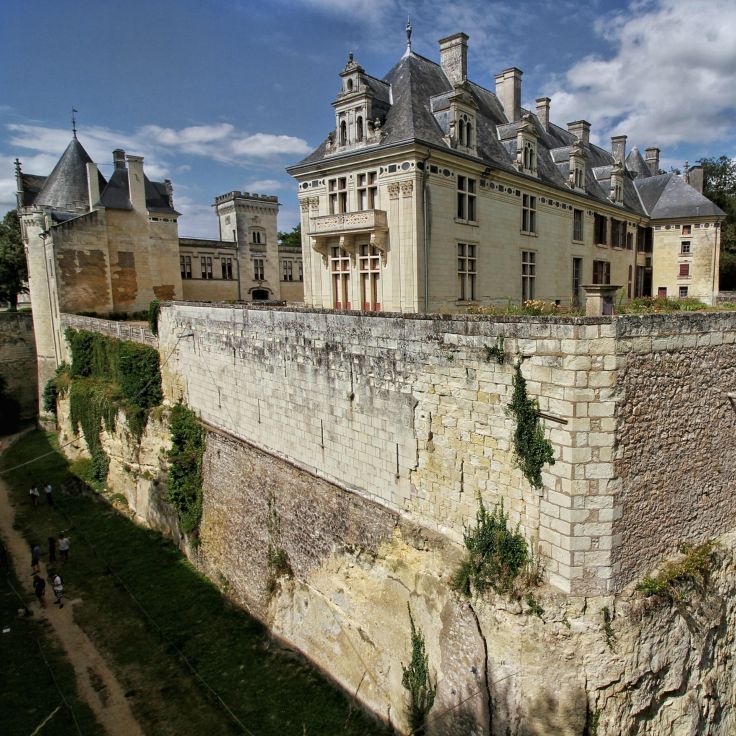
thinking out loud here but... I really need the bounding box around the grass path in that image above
[1,430,392,736]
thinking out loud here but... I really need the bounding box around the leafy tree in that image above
[0,210,27,310]
[698,156,736,290]
[277,222,301,248]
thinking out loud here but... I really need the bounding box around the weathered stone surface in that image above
[0,311,37,421]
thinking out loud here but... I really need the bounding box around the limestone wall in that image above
[0,311,38,421]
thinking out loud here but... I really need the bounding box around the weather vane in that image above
[71,107,78,139]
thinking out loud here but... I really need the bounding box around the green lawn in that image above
[1,431,392,736]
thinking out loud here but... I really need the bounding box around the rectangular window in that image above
[658,287,667,298]
[328,177,348,214]
[457,176,477,221]
[221,257,233,279]
[594,213,608,245]
[457,243,477,301]
[679,263,690,278]
[282,260,293,281]
[522,251,536,301]
[572,257,583,307]
[253,258,264,281]
[682,224,691,235]
[180,255,192,279]
[611,219,625,248]
[573,209,583,242]
[593,260,610,285]
[357,171,377,211]
[521,194,537,234]
[330,247,351,309]
[626,232,633,250]
[679,286,689,298]
[298,261,303,282]
[681,240,691,255]
[200,256,213,279]
[359,244,381,311]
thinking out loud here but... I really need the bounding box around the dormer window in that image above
[356,116,364,142]
[516,113,539,177]
[458,113,473,148]
[340,120,347,146]
[523,142,536,172]
[568,139,588,192]
[347,78,354,92]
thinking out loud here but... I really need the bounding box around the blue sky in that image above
[1,0,734,237]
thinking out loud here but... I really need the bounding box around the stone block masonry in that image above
[0,311,38,421]
[152,303,736,595]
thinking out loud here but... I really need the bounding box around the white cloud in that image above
[175,195,219,239]
[547,0,736,149]
[243,178,284,192]
[230,133,310,158]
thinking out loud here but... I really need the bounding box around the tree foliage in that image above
[698,156,736,290]
[0,210,27,310]
[401,605,436,735]
[167,404,205,535]
[277,223,301,249]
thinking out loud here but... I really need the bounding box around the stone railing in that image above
[61,313,157,347]
[310,209,387,236]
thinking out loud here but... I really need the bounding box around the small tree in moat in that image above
[401,605,436,735]
[0,210,27,311]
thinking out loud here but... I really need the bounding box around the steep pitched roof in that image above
[18,174,48,206]
[98,168,178,214]
[33,137,107,213]
[625,146,652,179]
[635,173,726,219]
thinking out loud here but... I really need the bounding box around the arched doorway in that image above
[252,289,269,301]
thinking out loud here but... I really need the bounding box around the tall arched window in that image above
[458,119,466,146]
[465,122,472,147]
[340,120,347,146]
[356,116,364,142]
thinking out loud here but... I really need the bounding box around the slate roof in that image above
[289,50,651,216]
[33,138,107,213]
[19,174,48,207]
[635,173,726,219]
[625,146,652,179]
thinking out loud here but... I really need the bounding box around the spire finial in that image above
[406,16,412,50]
[71,107,78,138]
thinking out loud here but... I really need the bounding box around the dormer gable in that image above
[515,113,539,176]
[568,139,587,191]
[432,83,478,155]
[610,160,625,205]
[327,53,391,155]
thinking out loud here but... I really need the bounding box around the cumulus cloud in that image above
[547,0,736,148]
[243,178,284,192]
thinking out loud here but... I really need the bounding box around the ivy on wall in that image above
[509,362,555,489]
[64,328,163,485]
[166,403,205,535]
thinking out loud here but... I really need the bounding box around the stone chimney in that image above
[439,33,468,85]
[126,155,146,212]
[536,97,550,132]
[688,165,704,193]
[86,162,101,209]
[645,147,660,176]
[567,120,590,147]
[164,179,174,209]
[495,67,523,122]
[611,135,627,164]
[113,149,126,170]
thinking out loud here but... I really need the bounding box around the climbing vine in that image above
[64,329,163,484]
[509,362,555,489]
[166,403,205,535]
[148,299,160,336]
[401,605,436,735]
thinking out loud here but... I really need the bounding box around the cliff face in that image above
[57,399,734,735]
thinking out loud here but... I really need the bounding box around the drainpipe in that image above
[421,148,432,313]
[712,221,720,305]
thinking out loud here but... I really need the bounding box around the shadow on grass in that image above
[1,431,394,736]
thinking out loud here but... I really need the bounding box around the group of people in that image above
[29,482,70,610]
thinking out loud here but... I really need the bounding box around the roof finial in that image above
[406,16,413,51]
[71,107,78,139]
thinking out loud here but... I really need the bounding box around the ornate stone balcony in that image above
[310,209,387,237]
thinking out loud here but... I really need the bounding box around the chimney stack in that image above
[495,67,523,122]
[611,135,627,164]
[113,149,126,170]
[688,165,704,193]
[164,179,174,209]
[567,120,591,147]
[86,162,101,209]
[536,97,550,132]
[645,147,660,176]
[439,33,468,85]
[126,155,146,212]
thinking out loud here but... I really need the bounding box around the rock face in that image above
[0,311,38,420]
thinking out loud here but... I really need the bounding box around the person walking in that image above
[33,574,46,608]
[44,483,54,506]
[31,543,41,573]
[29,485,40,506]
[47,536,57,564]
[58,534,70,563]
[51,574,64,608]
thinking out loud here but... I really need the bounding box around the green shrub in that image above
[452,498,529,597]
[509,363,555,489]
[636,542,716,603]
[42,362,71,416]
[166,404,205,534]
[401,605,436,735]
